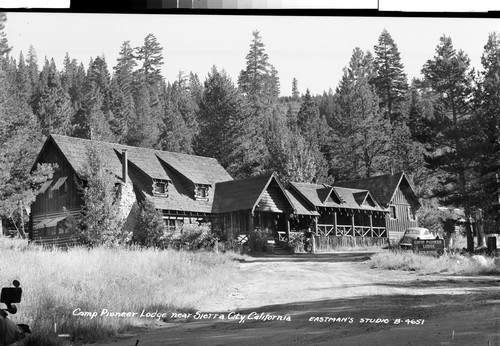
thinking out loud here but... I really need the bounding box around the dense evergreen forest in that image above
[0,13,499,235]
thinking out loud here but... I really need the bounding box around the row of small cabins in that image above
[29,135,421,247]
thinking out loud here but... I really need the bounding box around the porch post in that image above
[351,212,355,236]
[333,211,338,236]
[285,212,290,243]
[334,211,337,236]
[314,216,318,235]
[369,213,373,237]
[249,210,254,234]
[230,212,233,234]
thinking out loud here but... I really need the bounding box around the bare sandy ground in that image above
[97,252,500,346]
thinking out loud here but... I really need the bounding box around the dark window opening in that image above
[198,187,207,198]
[153,180,168,195]
[390,205,397,219]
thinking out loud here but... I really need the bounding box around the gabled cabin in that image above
[287,182,388,238]
[29,134,233,245]
[335,172,421,243]
[212,173,302,241]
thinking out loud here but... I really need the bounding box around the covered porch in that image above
[316,207,387,238]
[213,173,305,244]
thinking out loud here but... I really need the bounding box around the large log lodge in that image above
[28,135,421,246]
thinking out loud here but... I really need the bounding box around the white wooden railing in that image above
[317,224,386,238]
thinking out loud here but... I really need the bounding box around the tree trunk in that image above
[465,217,474,252]
[18,200,26,239]
[476,213,486,248]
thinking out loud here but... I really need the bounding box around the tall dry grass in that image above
[369,249,500,275]
[0,237,241,345]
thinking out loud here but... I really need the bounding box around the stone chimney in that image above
[122,149,128,183]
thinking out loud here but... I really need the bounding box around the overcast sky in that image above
[4,12,499,96]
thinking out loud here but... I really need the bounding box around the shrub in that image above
[173,223,218,250]
[248,227,270,252]
[133,199,167,247]
[73,144,124,247]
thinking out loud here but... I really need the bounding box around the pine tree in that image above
[0,13,11,57]
[232,30,282,177]
[474,32,500,228]
[194,66,242,168]
[26,45,38,96]
[114,40,137,95]
[373,29,408,123]
[238,30,270,99]
[158,74,197,154]
[330,49,392,180]
[420,35,478,250]
[297,89,318,135]
[135,34,164,87]
[108,77,133,142]
[125,76,160,148]
[292,78,299,100]
[227,99,270,178]
[189,71,203,107]
[317,90,336,127]
[14,52,31,103]
[33,58,73,135]
[111,41,138,142]
[266,64,280,100]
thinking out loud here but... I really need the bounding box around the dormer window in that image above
[195,184,210,200]
[198,187,207,198]
[153,180,169,196]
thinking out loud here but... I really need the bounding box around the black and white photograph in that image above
[1,4,500,345]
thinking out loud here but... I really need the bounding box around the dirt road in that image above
[97,252,500,345]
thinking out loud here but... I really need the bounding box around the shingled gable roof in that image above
[39,134,169,181]
[334,172,421,208]
[317,185,343,204]
[42,134,232,185]
[352,190,377,207]
[155,151,232,186]
[212,173,295,214]
[284,190,320,216]
[289,182,386,212]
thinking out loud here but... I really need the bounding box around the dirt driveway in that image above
[97,252,500,346]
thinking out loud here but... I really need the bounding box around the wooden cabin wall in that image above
[216,210,251,237]
[31,142,83,244]
[386,187,418,241]
[31,143,83,218]
[255,184,288,213]
[31,208,81,245]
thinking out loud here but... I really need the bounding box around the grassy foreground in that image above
[0,237,241,345]
[370,250,500,275]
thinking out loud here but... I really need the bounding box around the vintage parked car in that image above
[399,227,438,248]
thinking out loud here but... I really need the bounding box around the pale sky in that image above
[4,12,500,96]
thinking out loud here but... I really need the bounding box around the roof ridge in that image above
[337,172,404,185]
[216,173,273,186]
[51,134,219,161]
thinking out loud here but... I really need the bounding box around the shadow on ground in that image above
[98,291,500,346]
[243,252,377,263]
[306,276,500,292]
